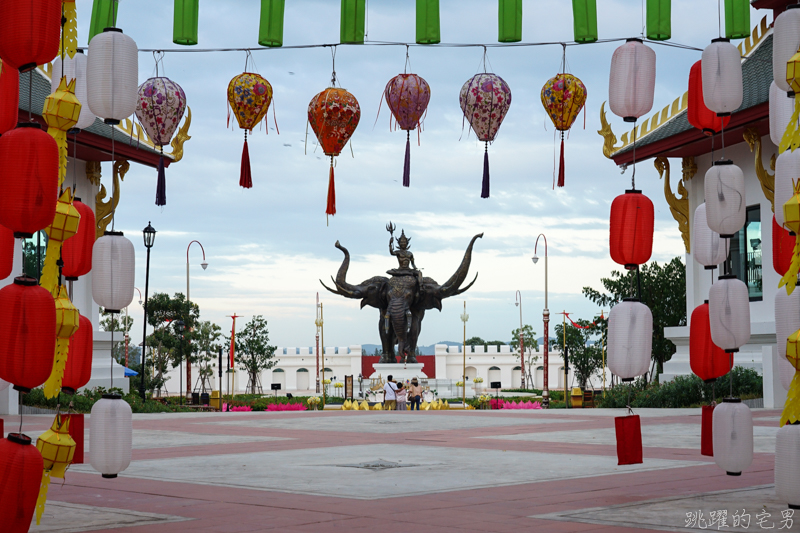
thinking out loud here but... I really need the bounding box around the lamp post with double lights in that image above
[515,291,525,389]
[140,222,156,402]
[186,240,208,399]
[532,233,549,408]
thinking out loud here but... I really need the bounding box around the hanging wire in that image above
[152,50,165,78]
[404,44,411,74]
[330,45,338,87]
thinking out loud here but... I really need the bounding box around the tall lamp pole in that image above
[186,240,208,399]
[315,293,322,394]
[460,301,469,407]
[515,291,525,389]
[174,320,185,405]
[140,223,156,402]
[532,234,549,408]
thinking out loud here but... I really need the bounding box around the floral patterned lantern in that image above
[135,77,187,205]
[382,73,430,187]
[541,73,586,187]
[459,73,512,198]
[227,73,273,189]
[308,87,361,217]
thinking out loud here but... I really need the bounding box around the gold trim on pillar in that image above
[85,160,101,187]
[681,156,697,182]
[95,159,129,239]
[655,156,691,253]
[744,126,776,213]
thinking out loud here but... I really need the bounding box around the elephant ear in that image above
[321,275,388,310]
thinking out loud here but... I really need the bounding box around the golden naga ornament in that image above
[42,77,81,188]
[61,1,78,59]
[43,285,80,399]
[35,414,76,524]
[779,179,800,295]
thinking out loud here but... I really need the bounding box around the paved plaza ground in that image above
[4,407,794,532]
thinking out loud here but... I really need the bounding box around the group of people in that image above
[382,375,423,410]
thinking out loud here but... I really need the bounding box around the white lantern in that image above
[86,28,138,125]
[776,423,800,508]
[776,149,800,229]
[773,5,800,94]
[52,50,97,131]
[770,81,796,147]
[607,299,652,380]
[704,161,745,237]
[708,276,751,351]
[776,289,800,361]
[693,203,729,269]
[89,394,132,478]
[701,39,743,116]
[713,399,753,475]
[608,39,656,122]
[780,356,795,391]
[92,231,135,313]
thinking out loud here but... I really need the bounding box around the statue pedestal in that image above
[370,363,428,381]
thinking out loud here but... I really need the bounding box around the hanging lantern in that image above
[776,289,800,367]
[39,189,81,294]
[64,413,84,464]
[724,0,749,40]
[173,0,198,45]
[382,73,431,187]
[687,61,730,135]
[774,5,800,94]
[614,413,643,465]
[775,215,795,276]
[0,0,61,72]
[227,72,273,189]
[0,123,59,238]
[0,223,12,281]
[53,51,97,131]
[259,0,285,47]
[90,394,132,478]
[540,73,587,187]
[87,28,139,125]
[43,77,82,188]
[92,231,135,313]
[341,0,366,44]
[88,0,120,43]
[62,314,92,395]
[0,434,44,532]
[646,0,670,41]
[693,203,728,269]
[416,0,440,45]
[308,87,361,217]
[459,73,512,198]
[704,160,745,237]
[136,77,187,205]
[43,285,80,399]
[608,39,656,123]
[0,60,19,135]
[690,301,731,382]
[787,48,800,96]
[701,39,743,116]
[784,330,800,426]
[771,81,795,148]
[62,199,96,280]
[35,414,76,524]
[571,0,597,44]
[776,423,800,509]
[708,275,751,352]
[609,189,654,269]
[0,277,56,392]
[781,178,800,294]
[498,0,522,43]
[607,299,652,380]
[713,398,753,475]
[776,150,800,229]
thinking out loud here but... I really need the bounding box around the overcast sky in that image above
[81,0,763,348]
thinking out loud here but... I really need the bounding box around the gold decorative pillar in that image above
[655,156,691,253]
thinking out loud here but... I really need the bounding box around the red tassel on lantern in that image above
[690,302,731,382]
[62,314,92,395]
[609,189,655,269]
[0,0,61,72]
[0,223,13,281]
[687,60,731,135]
[239,134,252,189]
[62,200,95,280]
[0,60,18,134]
[0,433,44,532]
[774,215,794,276]
[0,276,56,393]
[615,414,643,465]
[0,123,59,238]
[64,413,85,464]
[701,404,715,456]
[557,134,566,188]
[326,160,336,216]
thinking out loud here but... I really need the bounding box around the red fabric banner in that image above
[701,404,715,457]
[64,414,84,464]
[615,414,643,465]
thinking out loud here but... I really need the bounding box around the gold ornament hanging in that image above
[35,414,76,524]
[43,285,80,399]
[40,188,81,294]
[779,179,800,294]
[42,76,81,188]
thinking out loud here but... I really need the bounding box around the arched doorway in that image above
[535,366,544,389]
[272,368,285,390]
[296,368,309,391]
[465,366,478,381]
[488,366,501,385]
[511,366,521,388]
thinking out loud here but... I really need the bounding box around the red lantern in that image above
[0,276,56,393]
[690,301,731,382]
[687,60,731,135]
[0,223,13,281]
[0,60,18,134]
[62,200,96,280]
[62,314,93,395]
[609,189,654,269]
[774,215,794,276]
[0,123,59,238]
[0,0,61,72]
[0,433,44,532]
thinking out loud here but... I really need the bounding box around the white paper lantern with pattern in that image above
[771,81,796,147]
[776,149,800,229]
[86,28,138,125]
[713,399,753,475]
[704,160,746,237]
[607,299,652,380]
[702,39,743,115]
[89,394,132,478]
[709,276,751,351]
[52,51,96,131]
[92,231,134,313]
[693,203,729,269]
[608,39,656,123]
[776,423,800,508]
[774,5,800,94]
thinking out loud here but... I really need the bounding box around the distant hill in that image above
[361,341,461,356]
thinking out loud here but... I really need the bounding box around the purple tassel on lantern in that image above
[403,133,411,187]
[155,154,166,206]
[481,143,490,198]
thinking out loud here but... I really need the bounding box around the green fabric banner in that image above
[572,0,597,44]
[498,0,522,43]
[340,0,366,45]
[646,0,670,41]
[725,0,750,39]
[89,0,119,42]
[259,0,285,47]
[416,0,440,45]
[173,0,199,46]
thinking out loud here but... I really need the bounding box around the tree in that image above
[145,292,200,369]
[465,336,486,346]
[230,315,277,394]
[511,325,539,387]
[99,309,140,366]
[551,319,602,389]
[582,257,686,377]
[194,321,222,393]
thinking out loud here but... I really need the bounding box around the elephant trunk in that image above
[333,241,361,297]
[440,233,483,297]
[389,299,408,343]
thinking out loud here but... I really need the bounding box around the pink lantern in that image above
[459,73,512,198]
[383,73,430,187]
[135,77,187,206]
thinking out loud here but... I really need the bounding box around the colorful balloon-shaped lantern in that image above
[383,73,430,187]
[541,73,586,188]
[227,73,273,189]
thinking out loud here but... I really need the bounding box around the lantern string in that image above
[631,120,637,189]
[404,45,410,74]
[330,46,338,87]
[717,0,722,39]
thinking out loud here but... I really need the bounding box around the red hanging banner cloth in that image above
[64,414,84,464]
[615,414,643,465]
[701,404,715,457]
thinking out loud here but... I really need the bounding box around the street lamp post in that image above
[186,240,208,400]
[140,223,156,402]
[315,293,322,394]
[460,301,469,407]
[532,234,549,408]
[515,291,525,389]
[175,320,185,405]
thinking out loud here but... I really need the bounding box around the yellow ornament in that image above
[43,285,80,399]
[780,49,800,154]
[61,1,78,59]
[42,77,81,187]
[35,414,76,524]
[779,179,800,295]
[360,400,369,410]
[342,399,351,410]
[40,188,81,294]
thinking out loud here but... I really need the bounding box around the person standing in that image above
[408,378,422,410]
[396,383,408,410]
[383,375,398,410]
